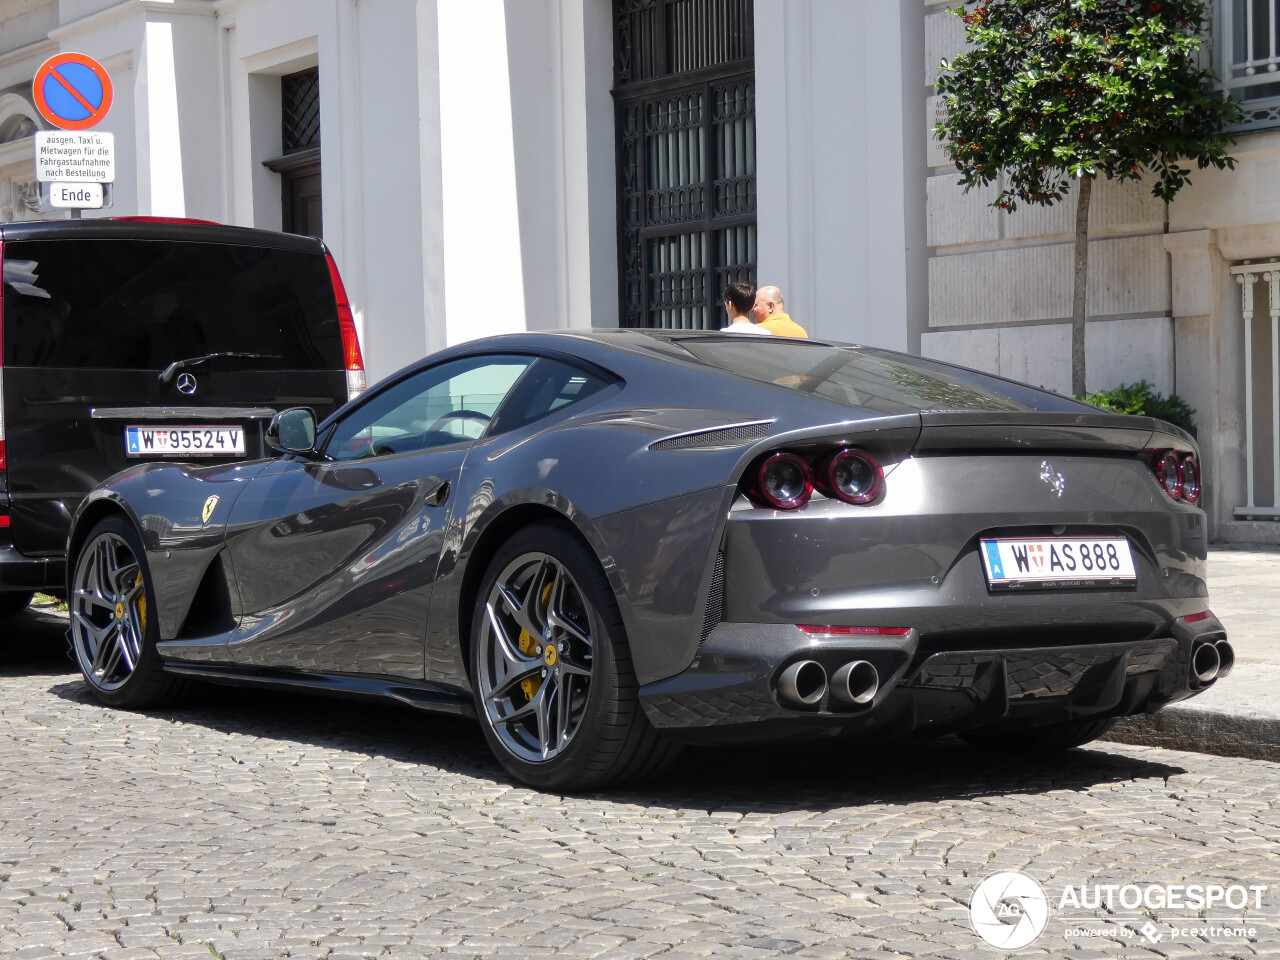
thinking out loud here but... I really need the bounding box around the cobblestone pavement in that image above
[2,609,1279,960]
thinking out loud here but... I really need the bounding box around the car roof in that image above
[0,218,325,253]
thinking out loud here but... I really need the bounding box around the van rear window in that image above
[2,239,342,370]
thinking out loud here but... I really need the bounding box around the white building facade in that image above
[1,0,1275,542]
[921,0,1280,543]
[0,0,927,375]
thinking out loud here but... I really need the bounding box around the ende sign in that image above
[49,182,104,209]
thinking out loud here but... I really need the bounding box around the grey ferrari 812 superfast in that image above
[66,331,1230,789]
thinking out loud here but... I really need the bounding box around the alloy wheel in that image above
[476,551,594,763]
[70,532,148,692]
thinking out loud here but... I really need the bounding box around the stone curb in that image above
[1104,707,1280,763]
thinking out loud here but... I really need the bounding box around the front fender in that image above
[67,461,270,639]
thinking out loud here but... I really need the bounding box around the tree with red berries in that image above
[936,0,1239,398]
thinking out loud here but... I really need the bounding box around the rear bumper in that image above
[638,613,1228,744]
[0,545,64,592]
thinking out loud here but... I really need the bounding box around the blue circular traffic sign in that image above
[33,53,113,130]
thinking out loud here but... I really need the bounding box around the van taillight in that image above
[0,239,5,473]
[325,252,366,400]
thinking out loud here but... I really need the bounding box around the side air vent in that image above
[700,551,725,644]
[649,420,772,451]
[178,551,237,638]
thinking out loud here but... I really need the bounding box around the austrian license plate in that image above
[980,537,1138,590]
[125,425,246,458]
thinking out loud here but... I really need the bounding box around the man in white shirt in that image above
[721,281,771,335]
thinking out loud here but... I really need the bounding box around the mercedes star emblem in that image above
[176,372,198,395]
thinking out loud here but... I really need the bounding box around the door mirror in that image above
[266,407,317,456]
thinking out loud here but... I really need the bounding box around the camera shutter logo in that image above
[969,872,1049,950]
[176,373,198,395]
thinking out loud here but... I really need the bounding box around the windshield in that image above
[677,338,1051,415]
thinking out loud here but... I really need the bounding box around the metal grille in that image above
[649,421,771,450]
[615,0,753,86]
[700,551,725,644]
[281,68,320,153]
[614,0,756,330]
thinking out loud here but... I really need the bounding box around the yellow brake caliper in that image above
[135,572,146,634]
[517,583,553,700]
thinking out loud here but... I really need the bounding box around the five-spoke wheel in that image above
[69,515,184,707]
[470,523,677,790]
[477,551,595,763]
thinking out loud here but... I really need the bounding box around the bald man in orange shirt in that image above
[751,286,808,338]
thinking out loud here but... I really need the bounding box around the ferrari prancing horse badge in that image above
[202,495,219,524]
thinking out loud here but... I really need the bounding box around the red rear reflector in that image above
[326,253,365,373]
[1180,610,1213,623]
[0,510,9,528]
[798,625,911,636]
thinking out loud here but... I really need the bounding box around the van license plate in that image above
[980,537,1137,589]
[125,425,246,458]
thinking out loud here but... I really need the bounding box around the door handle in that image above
[424,479,450,507]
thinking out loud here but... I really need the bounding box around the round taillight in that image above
[1155,450,1182,500]
[1180,455,1201,505]
[753,453,813,509]
[819,448,884,505]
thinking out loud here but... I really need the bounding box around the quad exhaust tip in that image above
[830,660,879,706]
[1215,640,1235,679]
[778,660,827,706]
[1191,641,1221,685]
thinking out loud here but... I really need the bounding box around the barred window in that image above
[281,68,320,153]
[614,0,756,330]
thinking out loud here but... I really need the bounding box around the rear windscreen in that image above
[2,239,342,370]
[677,337,1059,414]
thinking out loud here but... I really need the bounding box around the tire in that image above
[961,716,1118,754]
[469,522,679,791]
[0,592,34,620]
[67,515,189,708]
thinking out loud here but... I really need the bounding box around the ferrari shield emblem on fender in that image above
[202,495,219,524]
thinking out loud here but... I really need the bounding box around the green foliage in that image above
[936,0,1240,210]
[1085,380,1196,431]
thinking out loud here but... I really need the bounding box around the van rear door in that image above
[1,235,348,559]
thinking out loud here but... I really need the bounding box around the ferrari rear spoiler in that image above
[912,411,1193,455]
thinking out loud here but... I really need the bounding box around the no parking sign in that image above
[31,52,115,211]
[33,53,113,130]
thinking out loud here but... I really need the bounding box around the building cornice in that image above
[50,0,215,42]
[0,37,57,73]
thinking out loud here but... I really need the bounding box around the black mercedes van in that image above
[0,218,365,618]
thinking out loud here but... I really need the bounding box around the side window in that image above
[325,354,534,461]
[488,357,612,435]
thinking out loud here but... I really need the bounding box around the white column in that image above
[1237,272,1256,509]
[753,0,923,349]
[1269,270,1280,508]
[437,0,526,346]
[139,20,185,215]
